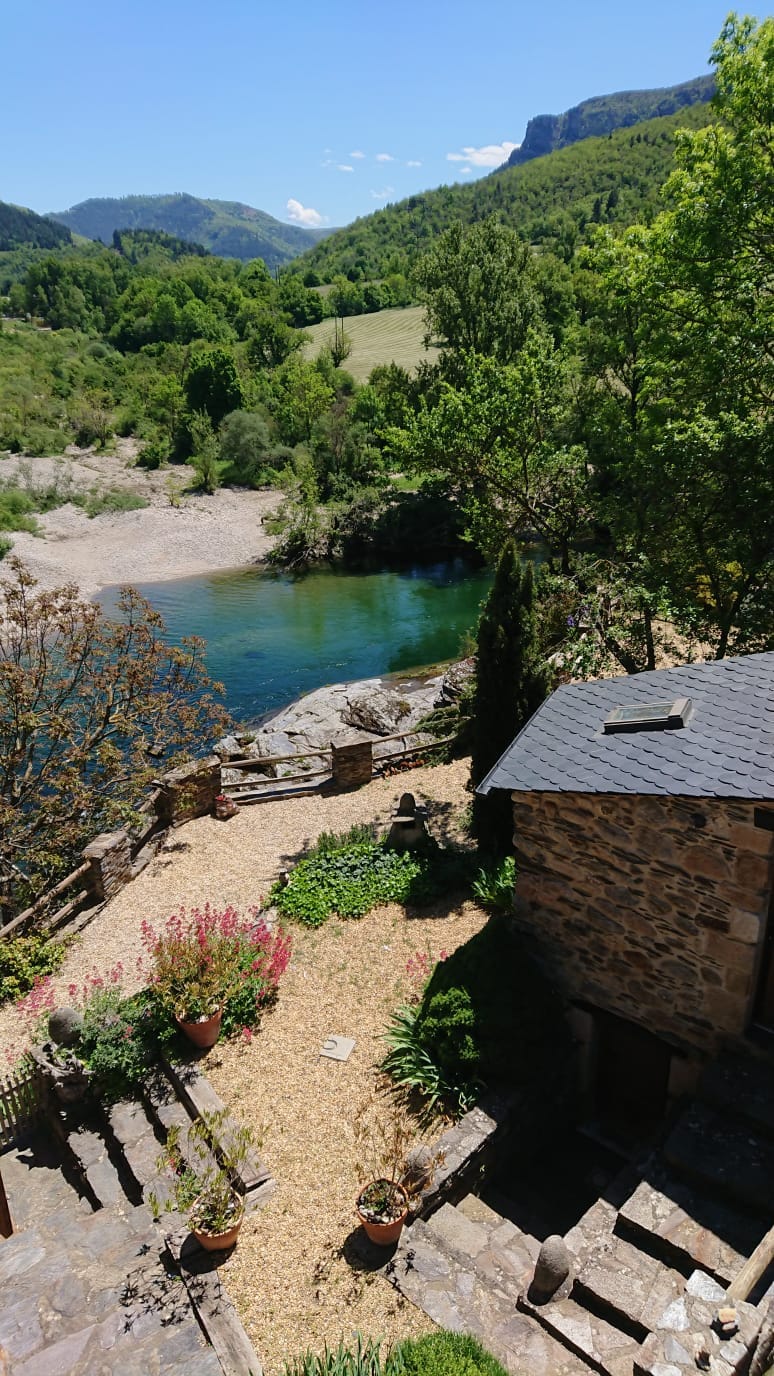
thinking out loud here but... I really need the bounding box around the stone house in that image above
[478,652,774,1133]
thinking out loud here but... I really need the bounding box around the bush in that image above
[382,920,567,1114]
[395,1331,510,1375]
[0,534,12,559]
[72,486,149,518]
[78,985,174,1098]
[0,934,67,1005]
[271,840,473,928]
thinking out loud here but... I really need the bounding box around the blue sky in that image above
[3,1,739,230]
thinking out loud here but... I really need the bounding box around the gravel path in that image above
[1,757,483,1370]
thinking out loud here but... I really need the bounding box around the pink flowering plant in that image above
[141,903,291,1037]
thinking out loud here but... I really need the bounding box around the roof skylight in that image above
[603,696,692,734]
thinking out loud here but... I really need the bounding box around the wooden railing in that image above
[1,861,92,939]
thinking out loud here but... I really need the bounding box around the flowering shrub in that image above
[141,904,291,1036]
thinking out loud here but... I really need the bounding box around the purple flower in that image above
[566,615,576,627]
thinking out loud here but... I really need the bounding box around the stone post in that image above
[331,737,373,791]
[155,756,222,826]
[82,830,133,902]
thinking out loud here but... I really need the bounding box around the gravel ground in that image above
[0,759,485,1370]
[2,440,281,598]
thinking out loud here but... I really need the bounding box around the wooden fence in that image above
[0,1063,46,1150]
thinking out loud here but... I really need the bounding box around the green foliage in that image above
[0,934,67,1005]
[0,201,72,253]
[383,920,567,1115]
[282,1335,388,1376]
[471,855,517,913]
[271,840,472,927]
[471,548,548,850]
[73,486,148,518]
[395,1331,510,1375]
[185,348,244,427]
[0,487,38,533]
[78,986,175,1098]
[187,411,222,493]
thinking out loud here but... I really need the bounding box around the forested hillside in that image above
[507,73,713,165]
[0,201,71,252]
[296,102,713,282]
[51,193,331,268]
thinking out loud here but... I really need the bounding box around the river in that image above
[98,558,492,722]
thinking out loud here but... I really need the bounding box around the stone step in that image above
[617,1169,767,1285]
[65,1122,138,1209]
[426,1199,540,1293]
[573,1233,685,1336]
[664,1102,774,1211]
[519,1292,642,1376]
[698,1054,774,1139]
[390,1217,595,1375]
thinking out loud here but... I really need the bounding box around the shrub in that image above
[382,921,567,1115]
[73,486,148,518]
[395,1331,510,1375]
[0,536,11,560]
[78,985,174,1098]
[0,934,67,1005]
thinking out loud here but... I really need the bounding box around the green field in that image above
[302,305,438,382]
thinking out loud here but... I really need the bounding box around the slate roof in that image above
[478,652,774,800]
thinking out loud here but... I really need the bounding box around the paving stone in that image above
[122,1131,165,1192]
[85,1154,126,1207]
[699,1055,774,1138]
[108,1099,152,1148]
[619,1173,765,1283]
[664,1104,774,1211]
[0,1295,45,1362]
[520,1292,642,1376]
[427,1201,491,1257]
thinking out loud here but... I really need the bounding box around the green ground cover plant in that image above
[0,934,67,1005]
[270,839,473,927]
[281,1332,509,1375]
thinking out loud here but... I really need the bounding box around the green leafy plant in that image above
[282,1335,389,1376]
[155,1108,256,1236]
[271,840,473,928]
[381,1000,480,1121]
[471,855,517,913]
[0,934,67,1005]
[78,984,176,1098]
[394,1331,510,1375]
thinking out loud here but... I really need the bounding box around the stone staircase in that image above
[0,1059,269,1375]
[389,1054,774,1376]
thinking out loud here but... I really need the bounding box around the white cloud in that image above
[337,163,354,173]
[350,149,366,159]
[371,186,395,201]
[376,152,394,162]
[461,166,472,175]
[406,159,422,167]
[447,141,518,168]
[286,198,325,228]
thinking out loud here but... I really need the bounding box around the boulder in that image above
[48,1007,84,1049]
[530,1235,572,1300]
[213,733,246,761]
[344,689,412,737]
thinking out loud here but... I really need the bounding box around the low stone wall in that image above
[155,756,222,826]
[509,792,774,1055]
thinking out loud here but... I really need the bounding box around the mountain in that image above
[50,193,332,269]
[296,101,714,283]
[507,73,714,166]
[0,200,72,252]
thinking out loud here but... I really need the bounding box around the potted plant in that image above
[141,905,248,1048]
[353,1093,442,1247]
[153,1108,257,1252]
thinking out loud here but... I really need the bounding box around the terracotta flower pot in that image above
[175,1007,223,1048]
[190,1192,244,1252]
[356,1180,408,1246]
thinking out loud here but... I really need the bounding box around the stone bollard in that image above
[331,737,373,791]
[83,830,132,902]
[528,1235,573,1303]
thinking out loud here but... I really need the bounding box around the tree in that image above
[413,218,539,365]
[187,411,222,493]
[0,559,227,921]
[470,547,548,852]
[184,347,244,427]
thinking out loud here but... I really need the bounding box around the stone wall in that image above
[82,831,133,902]
[155,756,221,826]
[509,792,774,1055]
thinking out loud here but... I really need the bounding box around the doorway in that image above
[592,1009,672,1147]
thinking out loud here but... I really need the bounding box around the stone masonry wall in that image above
[510,792,774,1055]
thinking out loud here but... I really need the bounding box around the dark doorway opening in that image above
[592,1010,672,1148]
[752,886,774,1035]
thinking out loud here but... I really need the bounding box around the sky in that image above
[3,1,741,231]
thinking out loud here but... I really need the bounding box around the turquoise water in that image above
[98,559,492,723]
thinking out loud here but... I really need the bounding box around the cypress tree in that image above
[470,543,548,853]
